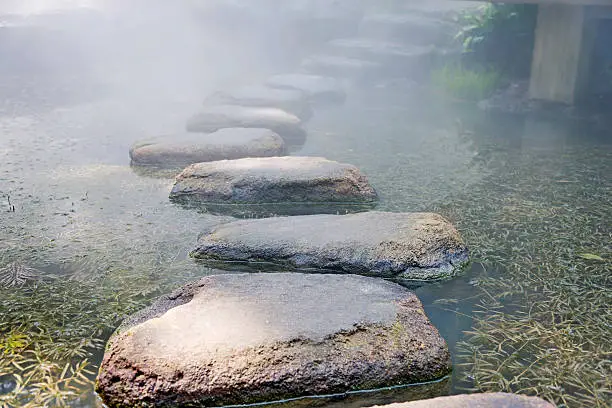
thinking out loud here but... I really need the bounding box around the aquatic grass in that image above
[431,64,503,102]
[433,144,612,407]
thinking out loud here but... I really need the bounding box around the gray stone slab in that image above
[265,73,347,105]
[371,393,555,408]
[203,84,314,121]
[129,128,285,168]
[96,273,451,407]
[170,156,378,216]
[186,105,306,146]
[193,212,469,281]
[329,38,435,62]
[300,54,381,80]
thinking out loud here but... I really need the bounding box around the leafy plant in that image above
[454,4,538,78]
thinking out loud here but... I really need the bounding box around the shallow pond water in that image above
[1,4,610,408]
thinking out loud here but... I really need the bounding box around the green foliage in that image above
[432,64,503,102]
[455,4,538,78]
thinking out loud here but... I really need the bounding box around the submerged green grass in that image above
[435,146,611,408]
[0,94,610,407]
[431,64,503,102]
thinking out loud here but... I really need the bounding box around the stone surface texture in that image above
[300,54,381,79]
[129,128,285,168]
[203,84,313,120]
[96,273,451,408]
[185,105,305,145]
[371,393,556,408]
[265,73,346,104]
[193,212,468,281]
[170,156,377,206]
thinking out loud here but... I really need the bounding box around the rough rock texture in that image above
[96,273,451,408]
[265,73,346,105]
[129,128,285,168]
[300,54,381,80]
[203,84,313,121]
[170,156,378,211]
[371,393,555,408]
[186,105,306,146]
[327,39,435,78]
[329,38,434,63]
[193,212,468,281]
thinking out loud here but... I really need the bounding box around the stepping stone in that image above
[193,212,469,281]
[96,273,451,407]
[328,38,435,73]
[129,128,285,169]
[359,14,454,46]
[186,105,306,147]
[265,73,346,105]
[170,156,378,216]
[373,393,555,408]
[203,85,314,121]
[300,54,381,80]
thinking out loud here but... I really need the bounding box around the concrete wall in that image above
[528,4,597,103]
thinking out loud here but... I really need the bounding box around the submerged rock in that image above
[186,105,306,146]
[203,84,313,121]
[170,156,378,216]
[129,128,285,169]
[265,73,346,105]
[96,273,451,408]
[372,393,555,408]
[193,212,468,281]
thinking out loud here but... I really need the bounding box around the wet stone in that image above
[203,84,314,121]
[129,128,285,169]
[371,393,555,408]
[96,273,452,408]
[186,105,306,147]
[300,54,381,81]
[170,156,378,216]
[265,73,346,105]
[193,211,469,281]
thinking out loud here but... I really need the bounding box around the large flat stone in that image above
[300,54,381,80]
[96,273,451,408]
[170,156,378,216]
[129,128,285,168]
[186,105,306,146]
[327,38,435,78]
[203,85,314,121]
[193,212,469,281]
[372,393,555,408]
[329,38,435,62]
[265,73,346,105]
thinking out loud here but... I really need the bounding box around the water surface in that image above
[0,4,610,408]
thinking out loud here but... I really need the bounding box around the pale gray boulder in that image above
[203,84,313,121]
[129,128,285,168]
[186,105,306,146]
[170,156,378,216]
[96,273,451,407]
[371,393,555,408]
[193,211,469,281]
[265,73,346,105]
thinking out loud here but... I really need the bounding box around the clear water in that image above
[0,4,610,408]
